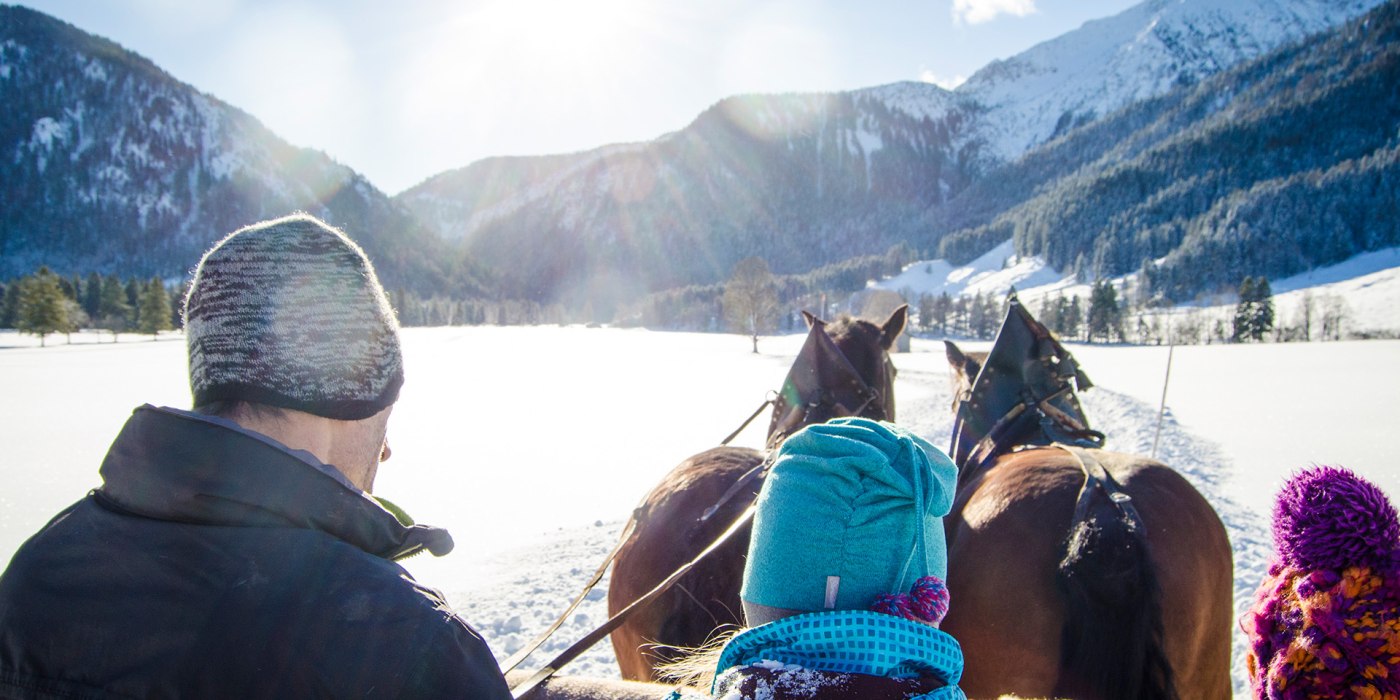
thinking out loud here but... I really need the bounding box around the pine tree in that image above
[934,292,951,336]
[96,274,132,341]
[1039,294,1061,334]
[1064,296,1083,340]
[1232,277,1257,342]
[125,278,141,328]
[83,272,102,319]
[917,294,935,331]
[138,278,172,338]
[1232,277,1274,342]
[1087,281,1123,343]
[1253,277,1275,341]
[0,281,15,328]
[18,267,70,347]
[968,292,987,339]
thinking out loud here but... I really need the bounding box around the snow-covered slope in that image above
[874,240,1400,335]
[952,0,1387,163]
[872,239,1066,300]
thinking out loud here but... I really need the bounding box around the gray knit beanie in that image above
[183,213,403,420]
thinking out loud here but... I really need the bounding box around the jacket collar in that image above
[97,405,453,561]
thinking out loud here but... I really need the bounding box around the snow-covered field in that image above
[2,327,1397,697]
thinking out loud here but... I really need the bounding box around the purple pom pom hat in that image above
[1243,466,1400,700]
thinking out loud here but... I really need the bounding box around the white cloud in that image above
[952,0,1038,25]
[919,68,967,90]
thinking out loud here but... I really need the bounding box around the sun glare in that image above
[393,0,657,154]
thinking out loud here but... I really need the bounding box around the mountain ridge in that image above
[0,3,481,296]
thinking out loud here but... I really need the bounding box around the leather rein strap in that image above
[501,393,776,681]
[504,395,785,697]
[509,504,758,699]
[954,385,1104,489]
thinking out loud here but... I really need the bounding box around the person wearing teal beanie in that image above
[669,417,966,700]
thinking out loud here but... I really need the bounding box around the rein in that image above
[509,503,758,700]
[505,327,890,696]
[500,405,772,688]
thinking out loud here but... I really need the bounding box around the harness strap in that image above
[499,515,639,675]
[1055,444,1146,534]
[955,386,1105,486]
[508,504,758,699]
[721,397,775,447]
[701,458,770,522]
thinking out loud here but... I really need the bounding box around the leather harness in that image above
[950,297,1144,542]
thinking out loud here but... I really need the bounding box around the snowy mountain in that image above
[951,0,1386,164]
[925,0,1400,303]
[401,90,974,310]
[0,5,479,295]
[3,0,1394,317]
[399,0,1390,313]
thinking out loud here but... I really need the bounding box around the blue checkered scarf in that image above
[712,610,965,699]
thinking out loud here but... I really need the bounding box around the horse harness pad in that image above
[708,323,890,522]
[952,297,1103,482]
[949,298,1144,558]
[767,322,886,450]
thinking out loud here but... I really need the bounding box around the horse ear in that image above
[945,340,972,374]
[945,341,982,381]
[880,305,908,349]
[801,310,824,329]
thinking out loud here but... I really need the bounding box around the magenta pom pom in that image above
[871,593,913,620]
[1272,465,1400,571]
[908,576,950,626]
[870,576,949,627]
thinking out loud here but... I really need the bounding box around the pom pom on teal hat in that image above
[741,417,959,616]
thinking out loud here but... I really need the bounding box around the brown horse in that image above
[607,306,907,680]
[941,301,1233,700]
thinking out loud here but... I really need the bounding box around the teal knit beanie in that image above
[741,418,958,617]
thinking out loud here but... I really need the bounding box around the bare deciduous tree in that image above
[723,257,780,353]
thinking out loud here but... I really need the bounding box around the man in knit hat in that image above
[0,214,512,698]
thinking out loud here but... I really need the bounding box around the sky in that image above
[18,0,1137,195]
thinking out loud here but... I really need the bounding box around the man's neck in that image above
[229,412,375,492]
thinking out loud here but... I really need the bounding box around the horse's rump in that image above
[943,447,1231,700]
[608,446,763,679]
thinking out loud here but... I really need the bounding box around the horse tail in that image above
[1053,488,1178,700]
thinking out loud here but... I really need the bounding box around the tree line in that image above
[1,267,176,346]
[1,265,586,346]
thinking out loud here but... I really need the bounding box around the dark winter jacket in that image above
[0,405,512,699]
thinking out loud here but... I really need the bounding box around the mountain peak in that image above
[955,0,1386,162]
